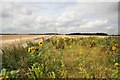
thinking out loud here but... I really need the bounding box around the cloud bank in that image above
[1,2,118,35]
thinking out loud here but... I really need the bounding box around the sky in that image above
[0,0,119,35]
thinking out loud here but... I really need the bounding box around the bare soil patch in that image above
[0,35,48,40]
[0,35,50,48]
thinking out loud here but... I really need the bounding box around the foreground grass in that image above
[0,36,120,78]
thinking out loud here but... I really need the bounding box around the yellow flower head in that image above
[113,60,116,62]
[89,45,91,47]
[69,46,72,48]
[38,41,43,46]
[31,46,36,52]
[114,63,119,66]
[28,47,31,53]
[112,45,117,51]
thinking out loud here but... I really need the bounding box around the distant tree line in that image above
[0,33,60,35]
[66,33,108,36]
[1,33,119,36]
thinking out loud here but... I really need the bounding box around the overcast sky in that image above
[0,0,119,35]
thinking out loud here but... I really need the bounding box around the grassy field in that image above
[0,35,120,79]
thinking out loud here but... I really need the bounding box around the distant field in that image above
[0,35,50,48]
[68,35,109,38]
[0,35,111,40]
[0,35,118,48]
[0,35,108,44]
[0,35,49,41]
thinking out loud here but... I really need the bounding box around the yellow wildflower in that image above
[31,46,36,52]
[112,45,117,51]
[114,63,119,66]
[38,41,43,46]
[113,60,116,62]
[89,45,91,47]
[28,47,31,53]
[69,46,72,48]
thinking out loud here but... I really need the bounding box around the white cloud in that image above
[1,2,118,35]
[80,19,108,28]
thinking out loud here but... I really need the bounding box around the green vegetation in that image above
[0,36,120,79]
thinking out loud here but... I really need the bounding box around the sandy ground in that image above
[0,35,51,48]
[0,35,48,40]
